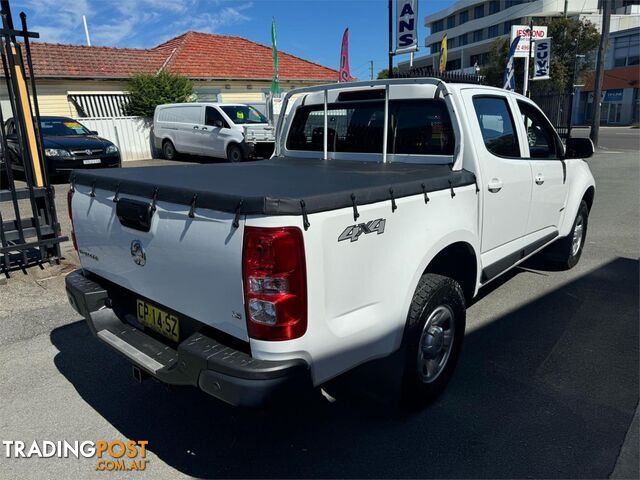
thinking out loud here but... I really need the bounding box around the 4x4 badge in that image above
[338,218,386,243]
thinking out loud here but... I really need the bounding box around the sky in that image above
[11,0,456,79]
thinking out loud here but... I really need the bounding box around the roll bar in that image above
[273,77,454,163]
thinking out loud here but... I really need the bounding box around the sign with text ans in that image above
[510,25,547,58]
[396,0,418,54]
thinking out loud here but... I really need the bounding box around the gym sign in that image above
[510,25,547,58]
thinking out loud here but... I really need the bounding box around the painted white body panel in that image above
[74,81,595,387]
[153,102,272,159]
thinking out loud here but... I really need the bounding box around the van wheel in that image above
[162,140,177,160]
[227,144,244,163]
[543,200,589,270]
[401,273,466,408]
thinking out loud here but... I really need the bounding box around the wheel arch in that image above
[423,241,478,304]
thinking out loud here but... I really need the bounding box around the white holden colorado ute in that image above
[66,79,595,407]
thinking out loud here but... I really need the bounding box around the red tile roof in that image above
[24,31,338,81]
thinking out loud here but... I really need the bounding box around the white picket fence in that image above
[77,117,152,162]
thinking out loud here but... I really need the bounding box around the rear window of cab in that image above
[287,99,454,156]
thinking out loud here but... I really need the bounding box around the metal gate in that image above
[0,0,66,277]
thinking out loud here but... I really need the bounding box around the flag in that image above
[532,38,551,80]
[438,35,447,75]
[503,36,520,90]
[339,28,351,82]
[271,17,280,94]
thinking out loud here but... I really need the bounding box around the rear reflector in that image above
[242,227,307,341]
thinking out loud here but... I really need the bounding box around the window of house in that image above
[614,34,640,67]
[506,0,528,8]
[473,97,520,157]
[449,37,457,48]
[489,1,500,14]
[447,15,456,29]
[516,101,559,158]
[470,52,489,67]
[430,43,440,54]
[474,4,485,19]
[459,10,469,24]
[432,19,444,33]
[459,33,468,46]
[473,29,484,42]
[488,25,499,38]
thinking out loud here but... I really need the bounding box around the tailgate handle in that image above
[116,198,154,232]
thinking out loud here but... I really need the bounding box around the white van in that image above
[152,103,275,162]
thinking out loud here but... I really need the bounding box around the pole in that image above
[590,0,611,146]
[567,54,585,139]
[370,60,374,80]
[563,0,569,18]
[82,15,91,46]
[525,19,533,97]
[388,0,393,79]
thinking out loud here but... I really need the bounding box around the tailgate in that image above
[71,185,248,341]
[243,125,275,143]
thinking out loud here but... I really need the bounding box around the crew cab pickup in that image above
[66,79,595,407]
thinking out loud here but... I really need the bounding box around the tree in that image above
[376,67,399,79]
[480,17,600,94]
[124,71,194,118]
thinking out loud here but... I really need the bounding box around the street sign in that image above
[510,25,547,58]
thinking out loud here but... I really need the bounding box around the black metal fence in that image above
[530,92,572,139]
[394,66,485,85]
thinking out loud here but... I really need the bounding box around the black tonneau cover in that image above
[72,157,476,217]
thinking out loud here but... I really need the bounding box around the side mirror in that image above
[90,130,99,135]
[565,137,594,159]
[214,120,224,128]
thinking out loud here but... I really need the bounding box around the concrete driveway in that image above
[0,142,638,478]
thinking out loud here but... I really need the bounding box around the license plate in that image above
[136,299,180,342]
[83,159,101,165]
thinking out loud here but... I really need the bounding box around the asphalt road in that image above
[0,134,638,478]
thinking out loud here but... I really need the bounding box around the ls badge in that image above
[130,240,146,266]
[338,218,386,243]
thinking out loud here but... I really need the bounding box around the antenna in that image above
[82,15,91,46]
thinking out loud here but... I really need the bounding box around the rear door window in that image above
[287,99,454,156]
[472,96,520,157]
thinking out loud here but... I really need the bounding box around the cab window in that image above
[472,96,520,157]
[205,107,228,128]
[517,101,559,159]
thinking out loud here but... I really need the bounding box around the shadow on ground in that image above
[50,257,639,478]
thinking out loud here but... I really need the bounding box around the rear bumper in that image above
[65,269,310,407]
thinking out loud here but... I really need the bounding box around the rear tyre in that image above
[401,273,466,408]
[162,140,177,160]
[543,200,589,270]
[227,144,244,163]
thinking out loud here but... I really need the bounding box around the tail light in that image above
[67,189,78,251]
[242,227,307,341]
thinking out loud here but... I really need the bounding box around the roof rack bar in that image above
[382,84,389,164]
[323,88,328,161]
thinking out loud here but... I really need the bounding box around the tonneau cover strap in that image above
[350,193,359,221]
[188,194,198,219]
[232,198,243,228]
[389,188,397,212]
[300,200,310,231]
[421,183,430,204]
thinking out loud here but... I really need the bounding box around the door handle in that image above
[535,173,545,185]
[487,178,502,193]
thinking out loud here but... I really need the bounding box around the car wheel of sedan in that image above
[162,140,177,160]
[401,273,466,408]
